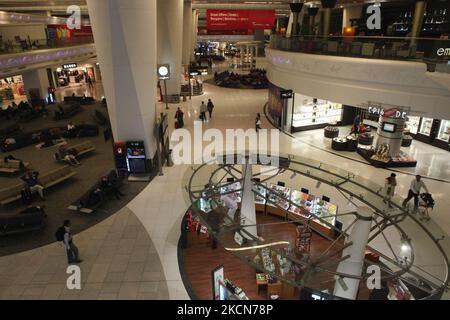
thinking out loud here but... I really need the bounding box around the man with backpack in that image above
[56,220,82,265]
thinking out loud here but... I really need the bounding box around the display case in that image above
[267,184,291,210]
[437,120,450,142]
[419,117,433,136]
[289,190,313,217]
[220,182,242,203]
[308,198,337,228]
[253,183,267,204]
[292,94,343,128]
[405,116,420,135]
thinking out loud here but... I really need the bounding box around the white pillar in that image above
[191,9,198,62]
[239,46,244,65]
[182,1,192,67]
[86,0,157,158]
[22,68,50,101]
[342,5,362,29]
[240,162,258,239]
[157,0,183,100]
[333,207,374,300]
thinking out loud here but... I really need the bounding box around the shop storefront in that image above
[267,82,353,133]
[405,116,450,151]
[181,66,207,97]
[55,63,96,87]
[0,75,26,103]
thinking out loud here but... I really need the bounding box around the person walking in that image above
[383,173,397,208]
[402,175,429,212]
[207,99,214,119]
[21,170,45,200]
[59,220,82,264]
[175,107,184,128]
[200,101,207,123]
[255,113,262,132]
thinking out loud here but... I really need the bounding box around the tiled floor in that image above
[0,58,449,299]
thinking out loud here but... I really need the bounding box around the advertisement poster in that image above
[211,265,224,300]
[268,82,285,127]
[207,10,275,30]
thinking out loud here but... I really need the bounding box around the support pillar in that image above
[410,0,427,45]
[240,162,258,239]
[86,0,157,159]
[333,207,373,300]
[22,68,50,102]
[182,1,193,67]
[321,0,337,37]
[308,7,319,36]
[342,5,362,29]
[290,2,304,37]
[157,0,183,103]
[191,9,198,62]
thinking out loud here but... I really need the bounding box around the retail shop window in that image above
[437,120,450,142]
[419,117,433,136]
[405,116,420,135]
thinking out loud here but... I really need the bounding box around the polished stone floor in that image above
[0,59,449,299]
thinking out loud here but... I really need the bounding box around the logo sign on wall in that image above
[62,63,77,69]
[207,9,275,30]
[368,106,407,119]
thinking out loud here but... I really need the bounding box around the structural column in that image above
[410,0,427,44]
[240,162,258,239]
[342,5,362,29]
[290,1,304,37]
[182,0,193,67]
[157,0,183,102]
[308,6,319,35]
[321,0,337,37]
[333,207,374,300]
[191,9,198,62]
[86,0,157,158]
[22,68,50,102]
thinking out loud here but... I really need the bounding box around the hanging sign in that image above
[207,10,275,30]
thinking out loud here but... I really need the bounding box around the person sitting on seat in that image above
[57,145,80,166]
[98,175,124,200]
[67,122,77,137]
[20,204,46,216]
[21,170,44,200]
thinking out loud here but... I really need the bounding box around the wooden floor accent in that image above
[181,213,336,300]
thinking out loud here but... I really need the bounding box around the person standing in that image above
[200,101,207,123]
[87,76,93,89]
[255,113,262,132]
[383,173,397,208]
[221,194,238,224]
[402,175,429,211]
[61,220,82,264]
[21,170,44,200]
[175,107,184,128]
[207,99,214,119]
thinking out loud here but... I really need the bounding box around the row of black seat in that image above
[0,123,99,152]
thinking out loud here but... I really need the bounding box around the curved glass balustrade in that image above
[182,152,450,300]
[0,36,94,56]
[269,34,450,65]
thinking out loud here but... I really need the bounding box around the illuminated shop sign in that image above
[189,67,208,76]
[437,48,450,57]
[279,89,293,99]
[368,106,407,119]
[62,63,77,69]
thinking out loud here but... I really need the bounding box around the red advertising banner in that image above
[207,10,275,30]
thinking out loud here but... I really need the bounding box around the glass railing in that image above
[183,152,450,299]
[0,36,94,55]
[269,34,450,65]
